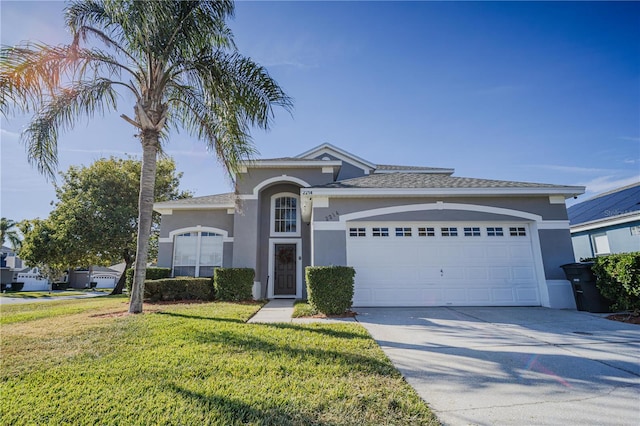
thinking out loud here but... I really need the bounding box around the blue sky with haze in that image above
[1,1,638,223]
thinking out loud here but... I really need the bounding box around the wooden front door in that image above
[274,244,296,296]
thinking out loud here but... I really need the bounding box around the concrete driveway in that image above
[355,307,640,426]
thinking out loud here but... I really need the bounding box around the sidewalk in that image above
[248,299,357,324]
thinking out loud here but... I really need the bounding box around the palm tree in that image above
[0,1,291,313]
[0,217,21,250]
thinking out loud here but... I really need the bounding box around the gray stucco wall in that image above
[232,199,259,268]
[257,183,311,293]
[351,210,529,222]
[312,230,347,266]
[313,196,569,222]
[157,209,235,271]
[159,209,234,238]
[311,153,367,181]
[235,168,335,195]
[539,229,576,280]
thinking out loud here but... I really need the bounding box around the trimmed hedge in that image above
[593,252,640,311]
[52,282,69,290]
[305,266,355,315]
[214,268,255,301]
[143,277,214,302]
[126,267,171,292]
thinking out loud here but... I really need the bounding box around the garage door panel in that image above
[347,222,540,307]
[465,267,489,280]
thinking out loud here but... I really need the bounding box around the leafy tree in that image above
[1,1,291,312]
[19,157,190,294]
[0,218,21,250]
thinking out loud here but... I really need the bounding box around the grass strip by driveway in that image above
[1,298,438,425]
[0,289,109,299]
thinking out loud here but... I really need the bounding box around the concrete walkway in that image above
[247,299,357,324]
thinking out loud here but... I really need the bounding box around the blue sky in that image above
[1,1,639,223]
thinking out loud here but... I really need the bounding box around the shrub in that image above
[9,282,24,292]
[126,267,171,292]
[144,277,214,302]
[592,252,640,311]
[214,268,255,301]
[52,282,69,290]
[305,266,355,315]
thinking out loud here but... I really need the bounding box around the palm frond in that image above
[23,79,118,180]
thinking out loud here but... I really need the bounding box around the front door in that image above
[274,244,296,296]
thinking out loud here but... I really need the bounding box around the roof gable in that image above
[296,143,376,174]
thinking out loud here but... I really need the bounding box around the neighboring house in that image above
[154,143,584,308]
[68,266,120,289]
[1,246,23,286]
[0,245,23,270]
[568,182,640,260]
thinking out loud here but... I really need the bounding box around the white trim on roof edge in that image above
[296,143,376,173]
[570,211,640,234]
[241,160,342,169]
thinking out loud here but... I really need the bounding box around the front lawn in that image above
[0,289,108,299]
[1,297,438,425]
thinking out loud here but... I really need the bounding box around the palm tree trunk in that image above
[129,135,159,314]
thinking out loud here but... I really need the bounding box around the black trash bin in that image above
[561,262,611,313]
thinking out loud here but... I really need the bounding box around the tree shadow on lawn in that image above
[192,328,396,376]
[262,322,370,341]
[155,311,246,324]
[166,382,338,426]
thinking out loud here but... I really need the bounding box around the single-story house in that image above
[568,182,640,260]
[68,266,121,289]
[154,143,584,308]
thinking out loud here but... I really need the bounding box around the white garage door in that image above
[347,222,540,307]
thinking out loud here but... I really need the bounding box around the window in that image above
[395,227,412,237]
[372,227,389,237]
[441,227,458,237]
[509,227,527,236]
[273,195,298,234]
[418,227,435,237]
[349,228,366,237]
[173,231,223,277]
[592,233,611,255]
[464,227,481,237]
[631,226,640,236]
[487,227,504,237]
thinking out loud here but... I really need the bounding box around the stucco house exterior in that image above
[154,143,584,308]
[568,182,640,260]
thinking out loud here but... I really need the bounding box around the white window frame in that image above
[349,227,366,237]
[591,233,611,256]
[270,192,301,237]
[172,230,224,277]
[464,227,481,237]
[372,227,389,237]
[487,227,504,237]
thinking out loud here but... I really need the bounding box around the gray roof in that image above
[568,181,640,226]
[315,173,575,190]
[375,164,451,172]
[154,193,234,207]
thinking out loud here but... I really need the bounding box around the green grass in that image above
[1,298,438,425]
[0,289,108,299]
[292,300,317,318]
